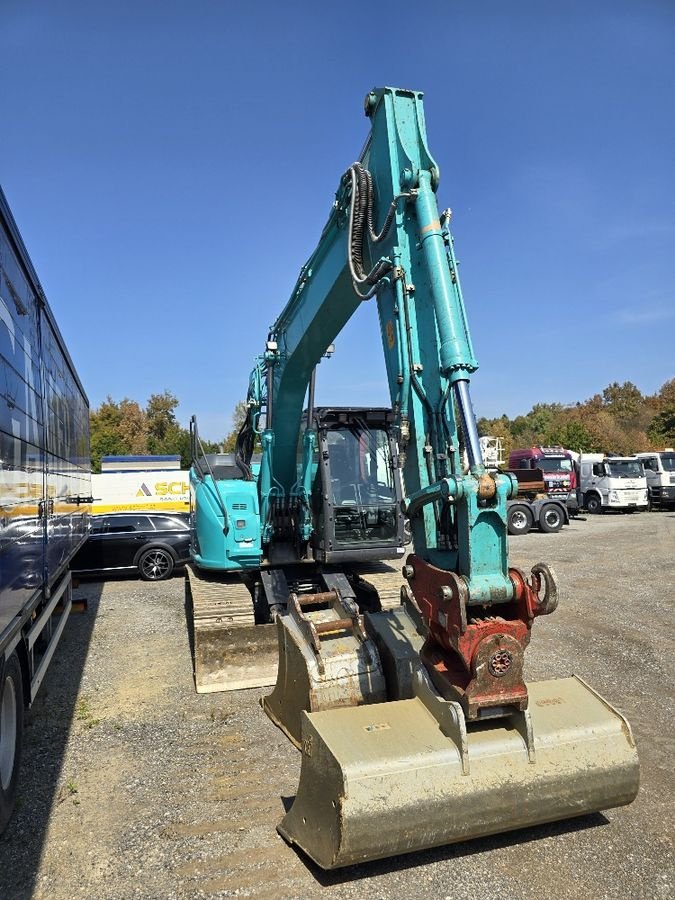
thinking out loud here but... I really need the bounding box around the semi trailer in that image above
[0,186,91,832]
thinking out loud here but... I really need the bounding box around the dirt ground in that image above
[0,512,673,900]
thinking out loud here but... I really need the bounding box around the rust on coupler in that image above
[404,554,556,718]
[476,473,497,500]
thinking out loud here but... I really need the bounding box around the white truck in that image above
[635,450,675,509]
[578,453,648,513]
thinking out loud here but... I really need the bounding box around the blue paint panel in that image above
[191,472,261,571]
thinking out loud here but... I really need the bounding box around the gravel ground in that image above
[0,512,673,899]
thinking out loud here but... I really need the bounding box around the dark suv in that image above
[71,512,190,581]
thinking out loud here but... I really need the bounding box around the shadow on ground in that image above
[0,580,102,900]
[298,812,610,886]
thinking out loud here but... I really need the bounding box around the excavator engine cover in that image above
[277,673,639,869]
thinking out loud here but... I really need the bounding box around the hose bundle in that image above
[344,162,410,300]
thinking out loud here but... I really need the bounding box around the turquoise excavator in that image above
[187,87,639,869]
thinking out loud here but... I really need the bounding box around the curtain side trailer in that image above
[0,186,91,832]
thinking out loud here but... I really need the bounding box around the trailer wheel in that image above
[507,506,533,536]
[539,504,564,533]
[139,547,175,581]
[585,494,603,514]
[0,652,24,833]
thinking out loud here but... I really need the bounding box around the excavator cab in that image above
[309,407,406,564]
[187,407,407,694]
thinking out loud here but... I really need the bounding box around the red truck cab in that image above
[508,446,577,501]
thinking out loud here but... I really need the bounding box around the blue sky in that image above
[2,0,673,439]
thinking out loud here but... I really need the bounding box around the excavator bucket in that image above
[278,673,639,869]
[187,562,405,694]
[187,566,278,692]
[262,583,387,746]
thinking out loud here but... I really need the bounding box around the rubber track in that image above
[351,560,404,610]
[187,565,254,629]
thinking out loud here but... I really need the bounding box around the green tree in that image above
[508,403,565,448]
[646,379,675,448]
[548,418,598,453]
[656,378,675,410]
[146,390,179,451]
[89,392,215,471]
[117,399,149,453]
[601,381,644,424]
[648,408,675,447]
[89,397,148,472]
[222,400,249,453]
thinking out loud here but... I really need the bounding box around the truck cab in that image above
[578,454,648,513]
[508,446,577,504]
[635,451,675,509]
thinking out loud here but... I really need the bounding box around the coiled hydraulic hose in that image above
[344,162,411,299]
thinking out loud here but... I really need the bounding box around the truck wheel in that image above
[507,506,533,536]
[539,504,564,533]
[0,652,24,833]
[585,494,603,514]
[139,547,175,581]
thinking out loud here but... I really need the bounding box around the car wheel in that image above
[139,547,175,581]
[585,494,602,514]
[507,506,533,536]
[539,504,564,533]
[0,652,23,833]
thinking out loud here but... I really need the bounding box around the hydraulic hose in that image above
[344,163,410,300]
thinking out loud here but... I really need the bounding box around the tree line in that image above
[88,391,221,473]
[89,379,674,472]
[477,379,675,461]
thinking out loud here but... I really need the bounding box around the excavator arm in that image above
[235,87,554,720]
